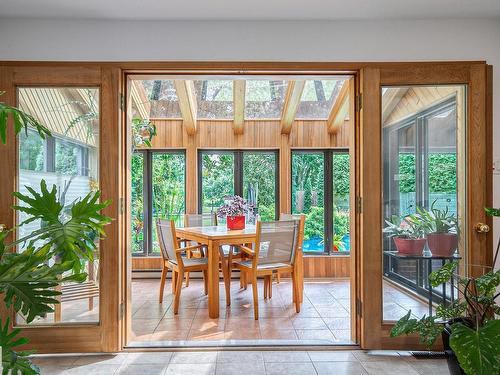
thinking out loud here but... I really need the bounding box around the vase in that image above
[442,321,466,375]
[427,233,458,257]
[393,237,426,256]
[226,215,245,230]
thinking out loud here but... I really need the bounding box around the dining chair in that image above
[235,216,305,319]
[182,213,217,287]
[156,219,208,313]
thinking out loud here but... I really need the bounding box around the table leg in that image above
[207,239,220,318]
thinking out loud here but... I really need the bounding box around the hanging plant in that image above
[132,118,157,148]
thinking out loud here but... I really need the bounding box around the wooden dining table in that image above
[175,225,304,318]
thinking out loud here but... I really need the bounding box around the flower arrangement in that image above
[216,195,254,218]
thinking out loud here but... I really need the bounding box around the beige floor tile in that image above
[314,361,368,375]
[265,362,317,375]
[360,360,420,375]
[308,351,358,362]
[170,351,218,364]
[165,363,216,375]
[296,329,335,341]
[217,351,263,363]
[260,329,298,340]
[117,364,167,374]
[292,318,328,330]
[216,361,266,375]
[125,352,172,365]
[262,351,310,362]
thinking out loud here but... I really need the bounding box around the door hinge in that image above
[355,93,363,112]
[119,197,125,214]
[119,93,125,111]
[356,298,363,317]
[356,197,363,214]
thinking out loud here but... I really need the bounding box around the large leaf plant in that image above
[390,207,500,375]
[0,92,111,374]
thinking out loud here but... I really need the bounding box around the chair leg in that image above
[291,271,300,313]
[202,269,208,295]
[171,268,177,294]
[269,275,273,299]
[219,251,231,306]
[251,272,259,320]
[276,273,281,284]
[185,250,191,287]
[173,270,184,314]
[264,276,268,299]
[159,265,167,303]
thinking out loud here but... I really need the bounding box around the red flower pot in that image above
[427,233,458,257]
[393,237,426,256]
[226,215,245,230]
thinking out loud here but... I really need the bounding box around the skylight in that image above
[244,80,287,119]
[296,79,346,119]
[193,80,234,119]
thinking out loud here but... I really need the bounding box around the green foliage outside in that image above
[201,153,234,213]
[243,153,276,221]
[131,153,144,253]
[398,153,457,193]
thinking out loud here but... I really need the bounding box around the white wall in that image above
[1,17,499,268]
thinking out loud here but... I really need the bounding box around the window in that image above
[199,150,279,221]
[291,150,351,254]
[244,80,287,119]
[131,150,186,256]
[19,130,45,171]
[296,79,347,119]
[193,80,234,119]
[130,79,182,119]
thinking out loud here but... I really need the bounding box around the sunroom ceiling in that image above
[129,77,352,135]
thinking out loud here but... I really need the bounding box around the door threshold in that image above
[125,339,358,350]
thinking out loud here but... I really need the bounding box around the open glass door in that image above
[0,66,122,353]
[359,64,493,349]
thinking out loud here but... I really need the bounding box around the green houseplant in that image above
[417,200,459,257]
[0,91,112,374]
[383,214,426,255]
[390,207,500,375]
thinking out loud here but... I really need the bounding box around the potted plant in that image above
[132,117,157,148]
[384,214,426,255]
[390,207,500,375]
[217,195,254,230]
[332,234,346,252]
[417,200,458,257]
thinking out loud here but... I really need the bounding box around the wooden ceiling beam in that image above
[280,80,306,135]
[327,79,350,134]
[174,80,197,135]
[130,80,151,119]
[233,80,246,135]
[382,87,408,124]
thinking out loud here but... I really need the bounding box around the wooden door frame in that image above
[0,65,123,353]
[0,61,492,353]
[358,62,493,349]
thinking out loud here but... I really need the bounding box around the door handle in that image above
[474,223,490,233]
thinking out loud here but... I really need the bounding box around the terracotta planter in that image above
[226,215,245,230]
[427,233,458,257]
[393,237,426,256]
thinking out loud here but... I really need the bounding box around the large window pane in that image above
[17,87,100,324]
[243,152,277,221]
[382,86,465,321]
[292,152,325,252]
[193,80,234,119]
[130,79,182,119]
[131,152,145,255]
[245,80,287,119]
[200,152,235,219]
[151,153,185,254]
[296,79,347,119]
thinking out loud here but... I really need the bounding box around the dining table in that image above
[175,224,304,318]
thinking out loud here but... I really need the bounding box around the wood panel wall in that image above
[132,255,350,278]
[133,117,352,275]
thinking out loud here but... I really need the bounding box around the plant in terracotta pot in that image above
[384,214,426,255]
[417,200,458,257]
[217,195,254,230]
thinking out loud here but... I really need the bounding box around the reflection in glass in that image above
[245,80,287,119]
[130,79,181,119]
[193,80,234,119]
[296,79,347,119]
[382,85,465,321]
[17,87,100,324]
[333,153,351,253]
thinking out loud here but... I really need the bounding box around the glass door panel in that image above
[131,152,145,255]
[16,87,100,325]
[382,86,465,321]
[333,152,351,253]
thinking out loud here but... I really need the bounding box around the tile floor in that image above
[31,350,451,374]
[129,278,429,345]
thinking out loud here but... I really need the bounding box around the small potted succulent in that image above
[384,214,426,255]
[217,195,254,230]
[417,200,458,257]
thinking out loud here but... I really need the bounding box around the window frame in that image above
[132,149,187,257]
[291,148,350,255]
[197,149,280,220]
